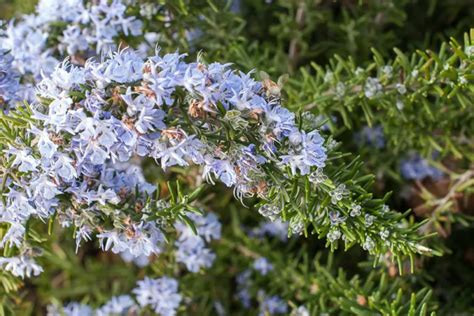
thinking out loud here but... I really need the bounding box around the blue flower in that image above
[54,155,77,182]
[251,219,289,242]
[33,129,58,159]
[264,106,296,140]
[355,126,385,149]
[135,106,166,134]
[133,277,182,316]
[0,255,43,279]
[0,49,20,106]
[7,147,39,172]
[119,249,150,268]
[175,236,216,272]
[400,154,443,180]
[92,49,144,84]
[0,44,335,274]
[279,130,327,175]
[258,292,288,316]
[60,25,89,55]
[98,222,164,257]
[0,220,25,248]
[152,131,205,170]
[61,302,93,316]
[237,288,252,308]
[96,295,136,316]
[253,257,274,276]
[203,158,237,187]
[30,175,60,200]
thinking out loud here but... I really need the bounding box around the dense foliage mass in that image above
[0,0,473,315]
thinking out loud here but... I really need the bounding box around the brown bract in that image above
[188,99,206,119]
[134,84,156,99]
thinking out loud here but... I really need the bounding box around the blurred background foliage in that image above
[0,0,35,19]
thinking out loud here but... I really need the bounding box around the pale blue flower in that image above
[279,130,327,175]
[152,132,205,170]
[237,288,252,308]
[60,25,89,55]
[400,154,443,180]
[355,126,385,149]
[252,220,289,242]
[75,225,92,252]
[253,257,273,276]
[0,255,43,278]
[293,306,310,316]
[96,295,136,316]
[120,249,150,268]
[54,155,77,182]
[5,189,36,221]
[7,147,40,172]
[30,175,61,200]
[203,158,237,187]
[175,212,221,272]
[133,277,182,316]
[62,302,93,316]
[175,236,216,272]
[264,106,296,140]
[258,293,288,316]
[98,222,164,257]
[92,49,144,84]
[0,49,20,106]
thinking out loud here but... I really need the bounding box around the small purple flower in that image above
[253,257,274,276]
[258,293,288,316]
[7,147,40,172]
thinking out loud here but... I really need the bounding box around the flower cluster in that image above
[0,2,466,315]
[48,276,181,316]
[253,257,274,276]
[0,46,328,278]
[0,0,155,103]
